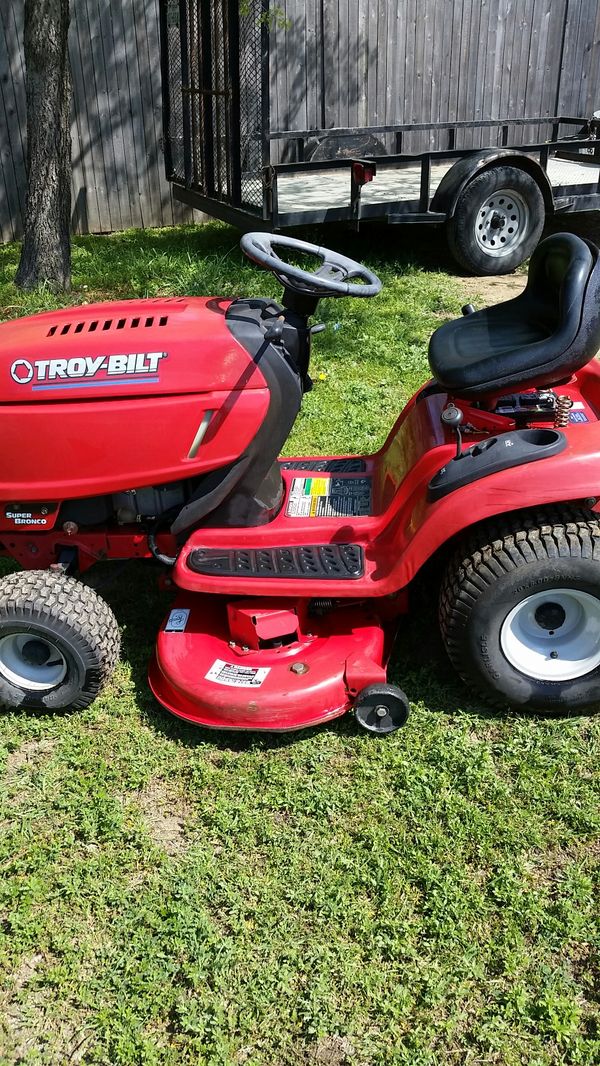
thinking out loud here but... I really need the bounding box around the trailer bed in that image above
[273,156,600,215]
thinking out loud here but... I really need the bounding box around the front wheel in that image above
[447,165,545,275]
[0,571,120,712]
[439,510,600,711]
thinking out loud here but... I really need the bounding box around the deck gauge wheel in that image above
[353,682,410,734]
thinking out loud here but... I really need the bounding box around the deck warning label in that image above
[165,608,190,632]
[286,476,371,518]
[205,659,271,688]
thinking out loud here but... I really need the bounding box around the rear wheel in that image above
[439,509,600,711]
[0,571,120,712]
[447,165,545,275]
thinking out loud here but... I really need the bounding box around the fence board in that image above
[0,1,26,242]
[0,0,199,243]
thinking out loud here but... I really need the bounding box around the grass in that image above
[0,222,598,1065]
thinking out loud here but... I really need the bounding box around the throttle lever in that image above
[264,315,285,342]
[441,403,465,461]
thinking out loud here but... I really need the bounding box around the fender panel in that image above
[371,369,600,591]
[390,434,600,589]
[171,373,600,599]
[430,150,554,217]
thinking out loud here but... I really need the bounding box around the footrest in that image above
[187,543,364,580]
[280,458,366,472]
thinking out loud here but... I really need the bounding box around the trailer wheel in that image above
[0,571,120,712]
[447,165,545,275]
[439,509,600,712]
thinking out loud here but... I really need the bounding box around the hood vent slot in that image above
[46,314,169,337]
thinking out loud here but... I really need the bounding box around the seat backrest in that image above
[526,232,595,332]
[427,232,600,398]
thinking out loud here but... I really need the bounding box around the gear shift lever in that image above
[441,403,464,460]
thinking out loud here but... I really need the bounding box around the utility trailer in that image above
[159,0,600,274]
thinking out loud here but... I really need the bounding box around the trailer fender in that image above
[431,150,554,217]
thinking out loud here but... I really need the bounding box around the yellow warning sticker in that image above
[286,476,372,518]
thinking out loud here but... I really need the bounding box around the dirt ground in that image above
[456,270,527,306]
[456,210,600,306]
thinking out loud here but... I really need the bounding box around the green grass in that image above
[0,223,598,1065]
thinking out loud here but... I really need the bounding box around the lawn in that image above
[0,222,598,1066]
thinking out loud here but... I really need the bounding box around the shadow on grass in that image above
[4,213,600,307]
[69,220,459,280]
[0,218,461,301]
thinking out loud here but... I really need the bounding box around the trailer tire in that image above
[447,165,545,275]
[439,508,600,712]
[0,571,120,713]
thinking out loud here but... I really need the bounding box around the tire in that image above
[439,508,600,712]
[447,165,545,275]
[0,570,120,712]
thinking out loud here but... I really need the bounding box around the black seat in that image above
[428,233,600,397]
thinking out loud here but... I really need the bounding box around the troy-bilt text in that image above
[10,351,168,385]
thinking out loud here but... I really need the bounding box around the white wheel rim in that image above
[500,588,600,682]
[0,633,68,690]
[474,188,529,258]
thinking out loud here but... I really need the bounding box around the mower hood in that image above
[0,296,268,401]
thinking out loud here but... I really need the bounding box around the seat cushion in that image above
[429,234,600,397]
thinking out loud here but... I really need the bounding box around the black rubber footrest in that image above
[188,543,364,579]
[280,458,366,473]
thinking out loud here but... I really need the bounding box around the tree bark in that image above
[16,0,72,291]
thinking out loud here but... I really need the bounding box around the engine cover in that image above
[0,296,270,502]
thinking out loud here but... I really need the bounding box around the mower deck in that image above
[149,593,389,730]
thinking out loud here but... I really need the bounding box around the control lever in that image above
[264,315,285,342]
[441,403,464,460]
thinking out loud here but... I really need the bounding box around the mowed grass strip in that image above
[0,223,598,1066]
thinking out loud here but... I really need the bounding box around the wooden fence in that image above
[0,0,199,243]
[271,0,600,156]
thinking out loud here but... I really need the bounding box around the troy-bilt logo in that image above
[10,352,167,390]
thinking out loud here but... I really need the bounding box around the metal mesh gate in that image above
[160,0,268,213]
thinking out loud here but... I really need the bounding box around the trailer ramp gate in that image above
[160,0,269,223]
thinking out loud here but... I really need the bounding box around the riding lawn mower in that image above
[1,230,600,732]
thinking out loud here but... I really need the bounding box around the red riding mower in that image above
[1,231,600,732]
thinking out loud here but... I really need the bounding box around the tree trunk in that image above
[16,0,72,291]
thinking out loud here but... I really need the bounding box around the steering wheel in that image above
[240,233,382,299]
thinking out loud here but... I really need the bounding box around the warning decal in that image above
[165,608,190,632]
[286,476,372,518]
[205,659,271,688]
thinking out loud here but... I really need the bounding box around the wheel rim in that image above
[500,588,600,682]
[0,632,68,691]
[474,188,529,258]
